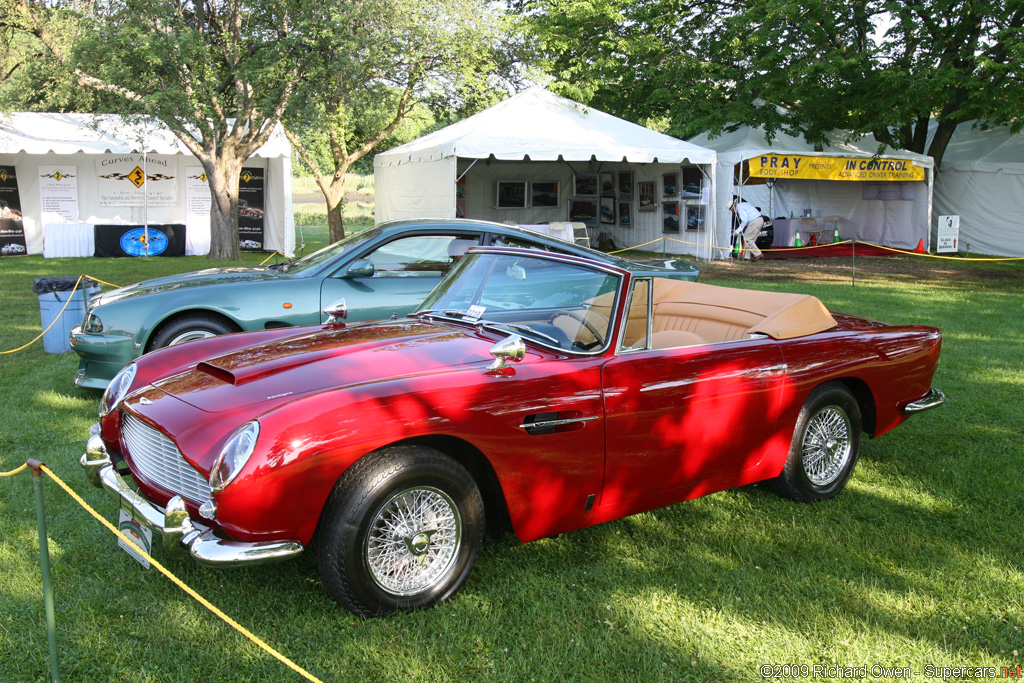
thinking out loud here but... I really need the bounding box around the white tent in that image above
[690,126,934,255]
[0,112,295,256]
[374,88,719,257]
[932,122,1024,257]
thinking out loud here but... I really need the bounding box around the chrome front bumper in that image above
[903,387,947,414]
[81,440,304,568]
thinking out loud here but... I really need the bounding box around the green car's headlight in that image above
[100,363,136,417]
[209,421,260,492]
[83,312,103,333]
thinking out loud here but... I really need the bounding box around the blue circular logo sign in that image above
[119,227,168,257]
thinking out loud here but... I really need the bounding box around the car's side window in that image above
[491,234,568,255]
[364,235,480,277]
[618,279,651,351]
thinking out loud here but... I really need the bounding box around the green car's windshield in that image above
[418,251,622,352]
[274,226,384,275]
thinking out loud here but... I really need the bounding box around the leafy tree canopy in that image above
[520,0,1024,166]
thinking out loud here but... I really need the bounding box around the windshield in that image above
[418,252,622,353]
[274,226,384,275]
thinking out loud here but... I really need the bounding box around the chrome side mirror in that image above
[488,334,525,370]
[323,298,348,323]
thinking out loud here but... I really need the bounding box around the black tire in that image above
[314,445,484,617]
[771,382,862,502]
[149,314,236,350]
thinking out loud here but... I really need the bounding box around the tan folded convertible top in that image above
[651,279,837,342]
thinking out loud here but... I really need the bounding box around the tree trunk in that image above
[203,156,244,261]
[325,173,347,244]
[927,118,961,174]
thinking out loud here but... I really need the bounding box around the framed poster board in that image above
[686,204,705,231]
[600,173,615,196]
[531,181,559,208]
[662,172,678,198]
[638,181,656,211]
[663,201,680,232]
[682,168,703,198]
[456,176,467,217]
[569,199,597,225]
[618,201,632,227]
[600,197,615,224]
[497,181,527,209]
[617,172,633,199]
[574,174,598,196]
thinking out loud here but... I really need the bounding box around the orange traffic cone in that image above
[810,234,818,246]
[914,238,926,254]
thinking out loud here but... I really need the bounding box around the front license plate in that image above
[117,508,153,570]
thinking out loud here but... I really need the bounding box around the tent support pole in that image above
[456,159,478,183]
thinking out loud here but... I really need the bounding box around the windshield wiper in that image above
[503,323,560,345]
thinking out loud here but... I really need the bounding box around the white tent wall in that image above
[0,113,295,256]
[373,88,718,257]
[934,170,1024,257]
[449,159,716,257]
[373,156,456,221]
[930,123,1024,257]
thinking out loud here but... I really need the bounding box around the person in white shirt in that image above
[728,197,765,260]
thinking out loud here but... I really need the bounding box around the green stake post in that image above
[28,459,61,683]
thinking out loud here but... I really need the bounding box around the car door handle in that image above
[520,413,599,435]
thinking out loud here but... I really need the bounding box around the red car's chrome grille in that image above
[122,413,212,504]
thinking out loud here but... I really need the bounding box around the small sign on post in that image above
[937,215,960,254]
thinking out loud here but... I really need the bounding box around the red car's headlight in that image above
[100,363,136,417]
[209,421,260,492]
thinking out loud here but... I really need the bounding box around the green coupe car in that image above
[71,218,700,389]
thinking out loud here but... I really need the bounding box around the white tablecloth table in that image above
[43,223,96,258]
[770,218,830,247]
[517,223,575,243]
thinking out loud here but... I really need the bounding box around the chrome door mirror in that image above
[323,298,348,322]
[488,334,526,370]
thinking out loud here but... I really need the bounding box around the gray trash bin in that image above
[33,277,100,354]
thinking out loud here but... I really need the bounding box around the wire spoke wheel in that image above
[365,486,462,596]
[771,382,862,503]
[800,405,853,486]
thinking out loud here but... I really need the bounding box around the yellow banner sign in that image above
[748,155,926,182]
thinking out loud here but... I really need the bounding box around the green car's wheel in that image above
[149,314,237,350]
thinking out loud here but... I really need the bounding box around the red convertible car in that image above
[81,248,944,616]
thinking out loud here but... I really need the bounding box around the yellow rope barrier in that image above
[260,252,288,265]
[609,236,1024,261]
[1,463,29,477]
[1,275,87,355]
[37,465,325,683]
[2,275,123,355]
[84,276,121,288]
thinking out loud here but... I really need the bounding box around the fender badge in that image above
[267,392,294,400]
[139,397,153,405]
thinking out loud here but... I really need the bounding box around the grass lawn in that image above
[1,243,1022,682]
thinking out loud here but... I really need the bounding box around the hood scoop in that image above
[190,323,456,386]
